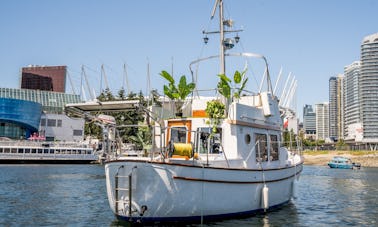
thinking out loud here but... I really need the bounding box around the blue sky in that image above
[1,0,377,119]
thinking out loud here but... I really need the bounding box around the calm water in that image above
[0,164,377,226]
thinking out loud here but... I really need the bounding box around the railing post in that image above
[128,174,132,217]
[115,172,119,215]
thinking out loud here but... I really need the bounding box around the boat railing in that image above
[0,140,91,149]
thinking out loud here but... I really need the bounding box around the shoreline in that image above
[302,150,378,168]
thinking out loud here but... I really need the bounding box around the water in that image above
[0,165,377,226]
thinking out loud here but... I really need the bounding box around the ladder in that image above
[114,166,133,216]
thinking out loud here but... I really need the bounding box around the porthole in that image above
[245,134,251,144]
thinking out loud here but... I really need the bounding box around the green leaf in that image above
[240,77,248,91]
[218,74,231,83]
[234,70,241,84]
[160,70,175,84]
[217,74,231,98]
[163,85,173,99]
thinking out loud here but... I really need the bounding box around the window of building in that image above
[57,120,62,127]
[40,119,46,126]
[47,119,56,127]
[73,130,83,136]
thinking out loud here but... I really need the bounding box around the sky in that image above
[0,0,377,120]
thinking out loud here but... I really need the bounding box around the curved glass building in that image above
[360,33,378,141]
[0,98,42,139]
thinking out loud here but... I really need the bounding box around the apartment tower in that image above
[344,61,362,140]
[360,33,378,142]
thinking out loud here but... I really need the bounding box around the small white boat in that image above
[0,139,97,164]
[103,0,303,224]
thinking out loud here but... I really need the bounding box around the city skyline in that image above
[1,0,377,119]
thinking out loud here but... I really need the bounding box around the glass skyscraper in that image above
[303,104,316,139]
[360,33,378,142]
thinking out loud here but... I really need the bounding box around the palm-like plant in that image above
[217,69,248,100]
[160,70,195,115]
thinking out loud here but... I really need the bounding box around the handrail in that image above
[245,140,260,164]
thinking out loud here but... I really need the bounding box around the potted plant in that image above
[160,70,196,117]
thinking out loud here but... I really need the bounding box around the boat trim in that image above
[173,171,302,184]
[106,159,304,171]
[227,119,281,131]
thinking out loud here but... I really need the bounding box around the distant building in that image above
[0,88,83,141]
[40,113,84,142]
[344,61,361,140]
[303,104,316,139]
[21,65,66,93]
[315,102,329,140]
[360,33,378,142]
[0,98,42,139]
[329,75,344,141]
[0,88,80,114]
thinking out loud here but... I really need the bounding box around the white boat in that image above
[103,0,303,224]
[0,138,98,164]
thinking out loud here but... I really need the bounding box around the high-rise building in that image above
[21,65,66,92]
[315,102,329,140]
[344,61,362,140]
[329,75,344,140]
[360,33,378,142]
[303,104,316,139]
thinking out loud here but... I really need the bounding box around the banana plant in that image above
[160,70,195,115]
[217,69,248,100]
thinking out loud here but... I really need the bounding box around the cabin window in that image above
[170,127,187,143]
[270,135,279,161]
[196,127,222,154]
[255,133,268,162]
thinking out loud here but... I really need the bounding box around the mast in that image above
[205,0,242,75]
[218,0,225,75]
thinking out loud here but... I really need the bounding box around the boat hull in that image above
[327,163,353,169]
[105,159,303,224]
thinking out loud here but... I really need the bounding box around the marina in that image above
[0,164,376,226]
[1,1,377,226]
